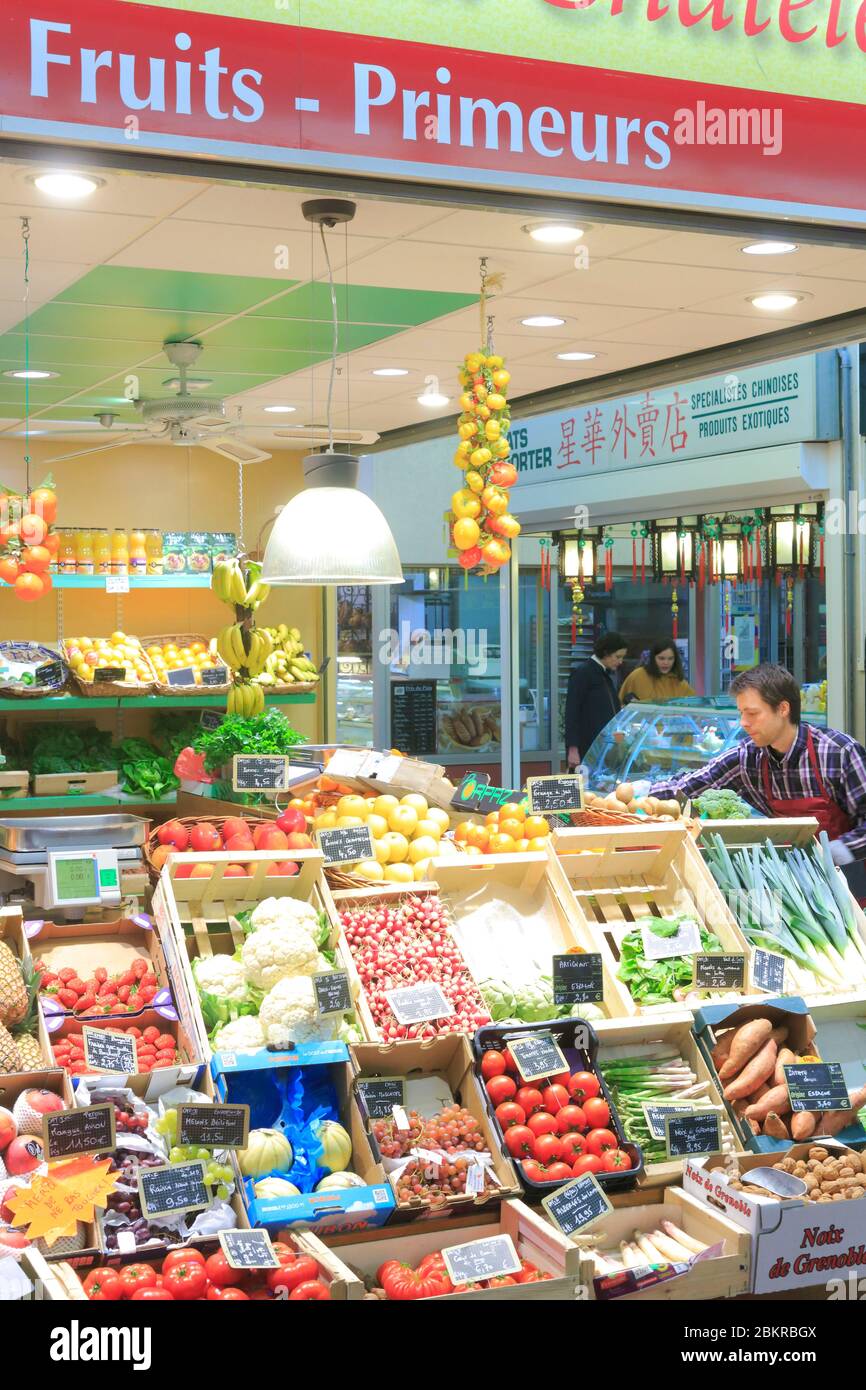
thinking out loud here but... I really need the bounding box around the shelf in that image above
[0,792,178,810]
[1,574,215,591]
[0,692,316,712]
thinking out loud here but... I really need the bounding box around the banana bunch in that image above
[227,680,265,717]
[215,625,273,676]
[244,628,274,679]
[211,559,271,612]
[254,625,320,686]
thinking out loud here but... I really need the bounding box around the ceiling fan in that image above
[42,340,273,466]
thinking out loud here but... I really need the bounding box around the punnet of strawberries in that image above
[52,1025,178,1076]
[36,956,162,1015]
[82,1244,332,1301]
[370,1252,553,1299]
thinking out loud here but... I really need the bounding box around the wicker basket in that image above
[62,637,157,698]
[140,632,231,696]
[0,679,71,698]
[255,679,318,695]
[144,813,278,883]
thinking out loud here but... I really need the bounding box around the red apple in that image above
[285,832,314,851]
[189,823,221,853]
[6,1136,44,1175]
[0,1228,28,1255]
[221,817,250,842]
[13,1090,64,1138]
[275,807,306,835]
[256,828,289,852]
[173,863,194,879]
[224,834,255,852]
[222,864,248,878]
[0,1107,15,1153]
[189,863,215,879]
[0,1178,24,1223]
[156,819,189,851]
[266,861,299,877]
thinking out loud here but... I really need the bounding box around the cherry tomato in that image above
[119,1264,158,1294]
[204,1251,244,1288]
[480,1049,506,1080]
[568,1071,601,1103]
[486,1074,517,1107]
[572,1153,604,1176]
[545,1161,576,1182]
[163,1261,208,1301]
[582,1097,611,1129]
[586,1127,619,1156]
[515,1086,544,1115]
[267,1254,320,1296]
[83,1269,123,1301]
[602,1148,633,1172]
[289,1280,331,1300]
[533,1133,564,1166]
[559,1131,587,1161]
[556,1104,586,1135]
[494,1101,526,1130]
[131,1287,174,1300]
[540,1084,569,1114]
[527,1111,558,1139]
[503,1124,536,1158]
[162,1248,206,1273]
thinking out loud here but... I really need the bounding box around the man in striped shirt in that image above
[651,665,866,875]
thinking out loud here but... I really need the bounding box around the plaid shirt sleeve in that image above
[651,745,749,803]
[832,737,866,859]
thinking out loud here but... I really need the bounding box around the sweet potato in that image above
[774,1047,797,1087]
[711,1030,735,1069]
[816,1086,866,1137]
[764,1112,790,1140]
[743,1082,791,1121]
[723,1038,778,1101]
[791,1111,818,1141]
[770,1025,789,1046]
[717,1019,773,1081]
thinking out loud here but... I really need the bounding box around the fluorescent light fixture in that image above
[557,351,597,362]
[521,315,566,328]
[741,241,798,256]
[372,368,409,377]
[749,292,801,311]
[263,404,297,414]
[525,222,585,245]
[3,369,58,380]
[417,391,450,408]
[33,172,102,199]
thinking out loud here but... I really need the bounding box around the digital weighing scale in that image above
[0,815,149,918]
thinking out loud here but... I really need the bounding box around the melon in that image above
[253,1177,301,1199]
[35,1223,87,1257]
[0,1106,16,1153]
[0,1229,28,1259]
[13,1089,64,1138]
[5,1136,43,1176]
[238,1128,293,1179]
[313,1120,352,1174]
[314,1171,366,1192]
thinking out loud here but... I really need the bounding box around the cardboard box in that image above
[683,1142,866,1294]
[212,1049,396,1235]
[351,1034,522,1222]
[0,771,28,800]
[328,1198,582,1300]
[30,912,183,1027]
[31,771,120,797]
[572,1187,751,1301]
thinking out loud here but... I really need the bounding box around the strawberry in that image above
[126,1027,143,1039]
[143,1027,160,1043]
[155,1034,175,1051]
[58,968,77,983]
[133,959,149,979]
[142,973,158,989]
[67,978,87,996]
[58,988,78,1008]
[137,1062,153,1073]
[139,986,157,1004]
[98,981,118,997]
[117,985,131,1004]
[94,967,108,984]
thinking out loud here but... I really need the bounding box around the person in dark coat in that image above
[565,631,628,770]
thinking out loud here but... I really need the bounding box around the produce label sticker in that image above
[385,982,451,1026]
[82,1026,138,1075]
[692,953,746,992]
[219,1228,280,1270]
[313,969,353,1017]
[441,1233,522,1286]
[177,1102,250,1150]
[752,949,787,995]
[356,1077,405,1119]
[542,1172,612,1237]
[232,754,290,792]
[139,1160,209,1219]
[640,919,702,961]
[641,1102,703,1143]
[201,665,228,687]
[43,1103,116,1160]
[508,1033,569,1084]
[664,1111,723,1158]
[552,952,604,1006]
[316,824,374,867]
[783,1062,851,1113]
[526,774,584,815]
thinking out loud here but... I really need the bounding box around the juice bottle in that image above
[75,528,94,575]
[110,528,129,576]
[129,529,147,576]
[145,529,164,576]
[57,529,77,575]
[93,528,111,576]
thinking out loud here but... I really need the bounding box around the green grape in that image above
[194,1146,211,1161]
[216,1184,230,1200]
[169,1146,184,1164]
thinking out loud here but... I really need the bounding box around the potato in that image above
[615,783,634,804]
[659,799,681,818]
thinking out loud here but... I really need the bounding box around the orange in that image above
[499,817,524,842]
[523,815,551,839]
[488,832,516,855]
[527,836,550,852]
[454,821,473,844]
[500,803,526,823]
[465,823,490,851]
[515,838,531,853]
[485,811,501,826]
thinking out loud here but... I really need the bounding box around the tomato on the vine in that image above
[486,1074,517,1107]
[520,1159,548,1183]
[495,1101,526,1130]
[504,1124,535,1158]
[556,1104,586,1135]
[515,1087,544,1115]
[602,1148,632,1172]
[559,1132,587,1161]
[481,1049,507,1080]
[533,1133,564,1166]
[545,1161,576,1182]
[527,1111,558,1139]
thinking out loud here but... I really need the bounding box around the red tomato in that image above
[494,1101,526,1130]
[503,1124,535,1158]
[519,1270,552,1283]
[163,1261,208,1301]
[204,1252,244,1287]
[289,1280,331,1301]
[267,1254,320,1296]
[486,1275,517,1286]
[380,1265,445,1300]
[520,1159,548,1183]
[501,1048,518,1074]
[602,1148,633,1172]
[207,1286,250,1300]
[527,1111,558,1139]
[515,1260,539,1282]
[515,1087,545,1115]
[480,1049,506,1080]
[83,1269,123,1301]
[568,1070,601,1103]
[572,1153,604,1176]
[131,1287,175,1300]
[560,1132,588,1161]
[582,1097,611,1129]
[533,1133,564,1166]
[545,1161,576,1182]
[586,1128,619,1156]
[540,1084,570,1114]
[119,1264,158,1294]
[556,1104,586,1135]
[486,1074,517,1106]
[546,1072,572,1089]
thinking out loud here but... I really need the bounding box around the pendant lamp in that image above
[262,200,403,586]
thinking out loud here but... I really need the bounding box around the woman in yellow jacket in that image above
[619,639,696,705]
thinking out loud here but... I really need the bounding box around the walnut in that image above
[809,1147,830,1161]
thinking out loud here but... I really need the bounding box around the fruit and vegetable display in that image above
[583,784,683,819]
[693,789,754,820]
[313,787,450,883]
[450,349,517,576]
[185,708,307,782]
[253,625,320,689]
[0,940,49,1075]
[145,637,224,686]
[599,1043,737,1165]
[49,1025,179,1078]
[584,1216,718,1277]
[617,917,725,1008]
[62,632,155,687]
[365,1251,551,1299]
[0,479,57,603]
[370,1103,500,1208]
[726,1145,866,1202]
[80,1241,333,1300]
[453,800,552,857]
[35,955,164,1017]
[703,831,866,994]
[0,1087,91,1258]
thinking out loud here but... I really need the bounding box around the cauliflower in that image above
[193,955,249,1003]
[241,921,319,990]
[212,1015,265,1051]
[250,896,321,940]
[258,976,333,1047]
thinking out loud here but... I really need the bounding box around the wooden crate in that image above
[31,770,120,797]
[572,1187,750,1301]
[547,824,752,1016]
[10,1246,89,1301]
[593,1013,746,1187]
[0,771,28,800]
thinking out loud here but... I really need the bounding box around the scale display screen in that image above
[50,854,101,905]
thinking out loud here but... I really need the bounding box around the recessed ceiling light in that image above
[264,405,298,414]
[521,315,566,328]
[32,172,102,199]
[3,369,58,380]
[741,241,798,256]
[418,391,450,408]
[525,222,586,246]
[557,351,597,362]
[749,292,801,311]
[372,368,409,377]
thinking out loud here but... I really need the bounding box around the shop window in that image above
[336,585,373,746]
[518,567,551,753]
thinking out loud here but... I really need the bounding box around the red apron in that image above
[760,726,853,839]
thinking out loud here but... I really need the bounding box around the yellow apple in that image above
[425,807,451,832]
[408,835,440,864]
[355,859,385,881]
[314,810,338,830]
[384,863,414,884]
[413,859,433,881]
[380,831,410,863]
[414,819,442,841]
[366,813,389,839]
[373,838,391,865]
[336,815,365,828]
[337,795,369,820]
[400,793,429,817]
[388,805,419,837]
[372,795,400,818]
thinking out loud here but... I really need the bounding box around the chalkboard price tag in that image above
[316,824,374,867]
[200,709,225,731]
[390,680,437,758]
[94,667,126,683]
[232,755,290,792]
[385,982,451,1026]
[664,1111,723,1158]
[552,952,604,1006]
[35,660,64,687]
[784,1062,851,1113]
[441,1233,522,1286]
[167,666,197,687]
[752,949,786,995]
[526,775,584,815]
[313,970,353,1017]
[692,953,746,992]
[542,1172,612,1237]
[508,1033,569,1084]
[219,1229,280,1270]
[641,1102,701,1142]
[177,1102,250,1150]
[640,919,702,961]
[139,1160,209,1219]
[201,665,229,687]
[43,1103,116,1160]
[82,1026,138,1075]
[356,1077,405,1119]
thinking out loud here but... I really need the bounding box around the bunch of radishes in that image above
[340,895,491,1041]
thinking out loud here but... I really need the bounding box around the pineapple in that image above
[0,1022,21,1074]
[0,941,27,1028]
[14,1033,48,1071]
[9,960,48,1071]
